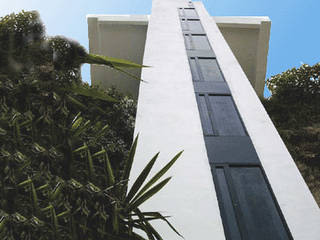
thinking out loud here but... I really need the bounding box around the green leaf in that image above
[134,208,161,240]
[73,119,91,137]
[85,54,148,69]
[96,124,109,139]
[87,147,95,179]
[33,143,46,153]
[126,152,159,203]
[102,231,144,240]
[120,135,139,195]
[36,183,49,191]
[113,66,147,82]
[0,216,7,231]
[18,178,32,187]
[112,204,119,234]
[67,95,87,109]
[68,179,83,189]
[50,182,62,201]
[92,149,106,158]
[131,151,183,203]
[130,216,155,240]
[50,206,58,233]
[87,182,101,193]
[140,212,183,238]
[41,205,53,212]
[71,116,83,130]
[0,128,7,135]
[57,210,70,218]
[71,112,82,125]
[105,150,115,185]
[128,177,171,212]
[68,84,116,102]
[31,181,39,213]
[73,144,88,153]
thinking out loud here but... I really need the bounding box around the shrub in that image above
[263,63,320,205]
[0,11,182,239]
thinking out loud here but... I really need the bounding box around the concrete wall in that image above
[87,15,270,98]
[194,2,320,239]
[87,15,148,99]
[130,0,225,239]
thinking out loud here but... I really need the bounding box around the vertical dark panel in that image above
[208,95,246,136]
[215,168,242,240]
[198,58,224,82]
[187,19,203,32]
[184,8,198,18]
[189,58,200,81]
[205,137,260,164]
[178,8,184,17]
[197,95,214,135]
[192,35,211,50]
[230,167,290,240]
[184,34,193,50]
[181,19,188,31]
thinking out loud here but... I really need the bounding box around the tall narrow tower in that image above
[88,0,320,239]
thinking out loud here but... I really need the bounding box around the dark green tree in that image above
[0,11,182,240]
[262,63,320,205]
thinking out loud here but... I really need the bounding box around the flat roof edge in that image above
[86,14,150,25]
[213,16,271,29]
[86,14,270,28]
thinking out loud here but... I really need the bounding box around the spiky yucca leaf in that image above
[85,54,148,69]
[130,151,183,204]
[126,152,159,202]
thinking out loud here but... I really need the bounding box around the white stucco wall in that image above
[194,2,320,239]
[87,15,148,99]
[130,0,225,239]
[88,14,270,98]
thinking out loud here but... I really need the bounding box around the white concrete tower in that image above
[88,0,320,239]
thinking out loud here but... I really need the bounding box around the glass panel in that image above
[208,96,246,136]
[178,8,184,17]
[184,8,198,18]
[198,95,214,135]
[181,19,188,31]
[192,35,211,50]
[215,168,242,239]
[189,58,200,81]
[184,34,192,50]
[198,58,224,82]
[187,19,203,32]
[230,167,290,240]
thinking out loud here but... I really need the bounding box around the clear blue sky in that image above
[1,0,319,97]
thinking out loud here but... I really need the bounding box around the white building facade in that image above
[88,1,320,239]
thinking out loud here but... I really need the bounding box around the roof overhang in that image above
[87,14,270,98]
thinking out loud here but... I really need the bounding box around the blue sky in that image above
[1,0,319,97]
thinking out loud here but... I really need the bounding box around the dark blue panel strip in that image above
[197,95,215,135]
[193,81,230,94]
[207,95,246,136]
[215,167,242,239]
[191,34,211,50]
[230,167,290,240]
[205,136,260,164]
[198,58,225,82]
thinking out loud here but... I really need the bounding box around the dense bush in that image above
[0,11,181,240]
[263,63,320,205]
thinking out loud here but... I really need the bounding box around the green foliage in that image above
[263,63,320,205]
[0,10,182,239]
